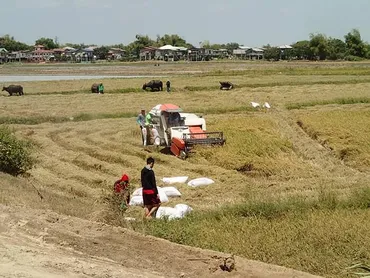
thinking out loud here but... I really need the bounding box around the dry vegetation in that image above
[1,61,370,277]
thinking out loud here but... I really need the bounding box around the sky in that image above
[1,0,370,47]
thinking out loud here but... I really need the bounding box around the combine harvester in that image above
[146,104,226,159]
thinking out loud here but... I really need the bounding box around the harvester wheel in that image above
[180,151,187,160]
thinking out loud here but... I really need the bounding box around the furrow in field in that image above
[270,107,370,186]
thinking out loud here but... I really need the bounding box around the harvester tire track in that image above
[271,107,365,178]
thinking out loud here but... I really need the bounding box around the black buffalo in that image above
[142,80,163,91]
[219,81,233,90]
[2,85,24,96]
[91,83,104,94]
[91,83,99,93]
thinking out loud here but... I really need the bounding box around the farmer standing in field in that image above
[98,83,104,94]
[141,157,161,219]
[137,109,152,146]
[166,80,171,93]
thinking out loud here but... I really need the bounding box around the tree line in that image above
[264,29,370,61]
[1,29,370,61]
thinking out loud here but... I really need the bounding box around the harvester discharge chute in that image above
[145,104,225,159]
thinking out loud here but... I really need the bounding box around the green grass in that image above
[199,66,370,77]
[15,75,370,96]
[133,187,370,278]
[183,78,370,92]
[286,97,370,110]
[27,88,144,95]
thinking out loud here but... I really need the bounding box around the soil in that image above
[0,204,321,278]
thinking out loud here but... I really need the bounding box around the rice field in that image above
[1,61,370,277]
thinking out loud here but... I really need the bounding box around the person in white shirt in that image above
[150,125,160,147]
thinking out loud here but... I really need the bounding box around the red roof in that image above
[32,50,54,53]
[159,104,182,112]
[140,46,158,52]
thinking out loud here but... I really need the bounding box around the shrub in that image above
[0,126,35,176]
[344,55,365,61]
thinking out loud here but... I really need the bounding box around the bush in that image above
[0,126,34,176]
[344,55,365,61]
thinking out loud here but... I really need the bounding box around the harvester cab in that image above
[147,104,225,158]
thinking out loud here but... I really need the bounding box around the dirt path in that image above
[0,204,320,278]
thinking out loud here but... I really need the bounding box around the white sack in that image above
[174,204,193,217]
[161,186,182,197]
[158,188,169,203]
[129,196,143,206]
[187,177,215,187]
[131,187,168,203]
[133,186,162,196]
[156,207,182,220]
[132,188,142,196]
[162,176,188,184]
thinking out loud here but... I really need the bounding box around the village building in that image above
[212,49,229,59]
[52,46,76,61]
[278,44,293,59]
[74,46,96,62]
[233,46,264,60]
[0,41,294,63]
[28,45,54,62]
[157,45,188,61]
[139,46,160,61]
[107,48,126,60]
[139,45,189,61]
[188,48,208,61]
[187,47,228,61]
[7,50,29,62]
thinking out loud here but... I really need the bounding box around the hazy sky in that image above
[1,0,370,47]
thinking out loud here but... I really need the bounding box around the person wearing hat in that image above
[137,109,148,146]
[114,173,131,210]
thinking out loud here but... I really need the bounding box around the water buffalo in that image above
[91,83,99,93]
[220,81,233,90]
[2,85,24,96]
[91,83,104,94]
[142,80,163,91]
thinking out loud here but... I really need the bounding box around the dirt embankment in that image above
[0,204,321,278]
